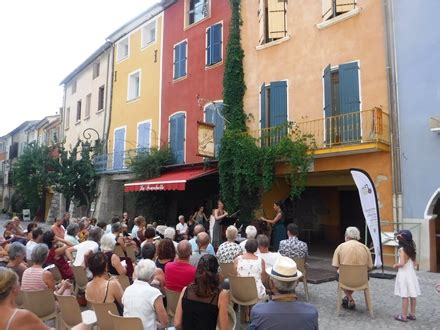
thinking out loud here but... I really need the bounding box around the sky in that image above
[0,0,160,137]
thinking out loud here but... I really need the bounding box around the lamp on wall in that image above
[429,115,440,133]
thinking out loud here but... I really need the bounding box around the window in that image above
[93,62,100,79]
[187,0,209,26]
[98,85,105,111]
[260,81,288,145]
[137,121,151,152]
[76,100,82,122]
[71,80,77,94]
[323,62,360,144]
[173,41,187,80]
[128,70,141,101]
[169,113,186,164]
[113,127,126,170]
[322,0,356,21]
[141,20,156,48]
[85,94,91,118]
[204,102,225,158]
[206,23,222,66]
[65,107,70,129]
[117,37,129,61]
[258,0,287,45]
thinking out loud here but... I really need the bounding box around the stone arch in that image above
[424,188,440,220]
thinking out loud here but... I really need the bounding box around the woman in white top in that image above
[234,238,267,300]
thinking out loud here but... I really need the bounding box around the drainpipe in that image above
[383,0,403,227]
[102,43,114,154]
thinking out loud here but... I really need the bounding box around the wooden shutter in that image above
[205,104,224,158]
[269,81,288,127]
[212,24,222,64]
[339,62,361,141]
[173,45,179,79]
[258,0,266,45]
[181,42,187,77]
[137,122,151,151]
[323,65,332,144]
[322,0,334,21]
[268,0,287,39]
[176,113,185,163]
[113,128,125,170]
[206,27,212,65]
[260,83,267,129]
[335,0,356,14]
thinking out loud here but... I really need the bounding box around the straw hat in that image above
[266,256,303,282]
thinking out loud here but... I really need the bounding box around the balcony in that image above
[94,148,148,174]
[247,108,390,157]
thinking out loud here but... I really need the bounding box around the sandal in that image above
[394,315,408,322]
[348,300,356,310]
[342,297,349,309]
[407,315,416,321]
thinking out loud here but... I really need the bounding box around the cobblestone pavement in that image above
[238,270,440,329]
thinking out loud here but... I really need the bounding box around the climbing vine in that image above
[128,147,174,180]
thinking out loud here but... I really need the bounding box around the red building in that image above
[161,0,231,164]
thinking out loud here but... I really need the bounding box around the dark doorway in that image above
[339,190,367,244]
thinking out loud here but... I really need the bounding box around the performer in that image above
[212,200,228,249]
[260,201,286,251]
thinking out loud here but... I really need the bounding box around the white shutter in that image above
[258,0,266,45]
[336,0,356,14]
[268,0,287,39]
[322,0,333,21]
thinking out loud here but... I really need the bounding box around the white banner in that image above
[350,169,383,268]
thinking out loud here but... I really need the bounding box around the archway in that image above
[425,188,440,271]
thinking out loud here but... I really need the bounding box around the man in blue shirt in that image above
[188,224,215,256]
[249,256,318,330]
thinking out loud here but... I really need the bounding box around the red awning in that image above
[124,167,217,192]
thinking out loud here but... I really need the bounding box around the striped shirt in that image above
[21,267,47,291]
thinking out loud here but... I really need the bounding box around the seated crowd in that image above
[0,212,322,330]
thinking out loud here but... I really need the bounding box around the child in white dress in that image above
[393,230,420,322]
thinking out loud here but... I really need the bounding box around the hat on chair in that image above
[266,256,302,282]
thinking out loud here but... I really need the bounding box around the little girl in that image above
[393,229,421,322]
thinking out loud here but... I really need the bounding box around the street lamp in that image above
[82,128,101,153]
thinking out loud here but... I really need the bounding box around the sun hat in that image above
[266,256,303,282]
[397,230,412,242]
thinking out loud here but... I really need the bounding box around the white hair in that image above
[245,225,257,239]
[135,259,156,282]
[345,227,361,241]
[178,215,185,221]
[226,226,238,241]
[100,233,116,252]
[164,227,176,240]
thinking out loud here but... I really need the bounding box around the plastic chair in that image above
[54,293,97,329]
[228,275,259,306]
[219,263,236,280]
[108,311,143,330]
[48,265,63,284]
[22,289,58,327]
[91,302,119,330]
[216,304,237,330]
[165,288,181,318]
[15,289,25,308]
[114,274,130,291]
[72,265,89,295]
[293,257,309,301]
[336,264,373,317]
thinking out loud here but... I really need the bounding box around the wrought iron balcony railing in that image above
[94,148,149,174]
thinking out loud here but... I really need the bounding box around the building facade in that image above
[241,0,393,255]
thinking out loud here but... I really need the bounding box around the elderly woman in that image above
[85,252,124,315]
[122,259,168,330]
[6,242,27,283]
[100,233,130,276]
[174,254,229,330]
[155,238,176,272]
[65,223,80,246]
[21,244,71,294]
[216,225,242,264]
[41,230,74,280]
[141,242,165,292]
[25,223,38,241]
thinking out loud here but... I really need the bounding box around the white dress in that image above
[394,248,421,298]
[236,256,266,299]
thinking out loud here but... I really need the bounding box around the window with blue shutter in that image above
[113,128,125,170]
[205,103,225,158]
[206,23,222,66]
[169,113,185,164]
[137,121,151,153]
[260,81,287,145]
[173,41,187,80]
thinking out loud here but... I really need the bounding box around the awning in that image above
[124,167,217,192]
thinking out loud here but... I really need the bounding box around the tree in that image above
[13,142,58,221]
[128,147,174,180]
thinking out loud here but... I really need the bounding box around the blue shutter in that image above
[173,45,178,79]
[113,128,125,170]
[323,64,332,144]
[170,116,177,160]
[212,24,222,64]
[339,62,360,141]
[170,113,185,164]
[260,83,267,129]
[206,27,212,66]
[180,42,187,77]
[205,104,224,158]
[269,81,288,143]
[137,122,151,152]
[174,42,187,79]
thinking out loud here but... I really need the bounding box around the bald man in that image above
[164,240,196,292]
[190,232,210,267]
[189,224,216,256]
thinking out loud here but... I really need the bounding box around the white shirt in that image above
[123,280,162,330]
[176,223,188,235]
[72,241,99,267]
[26,240,38,261]
[256,251,281,269]
[131,225,140,239]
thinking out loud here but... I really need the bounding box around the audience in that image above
[190,232,210,267]
[155,238,176,272]
[21,244,71,295]
[100,233,128,276]
[42,231,74,280]
[249,257,318,329]
[51,217,66,239]
[65,223,80,246]
[240,225,258,252]
[25,227,43,262]
[256,234,281,268]
[165,240,196,292]
[279,224,308,259]
[141,226,158,247]
[123,259,168,330]
[105,216,120,234]
[66,228,102,267]
[141,242,165,292]
[176,215,188,238]
[164,227,178,249]
[216,226,242,264]
[234,238,267,300]
[6,242,27,283]
[131,216,146,240]
[189,224,215,256]
[85,252,124,315]
[62,212,71,228]
[175,254,229,330]
[25,223,38,241]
